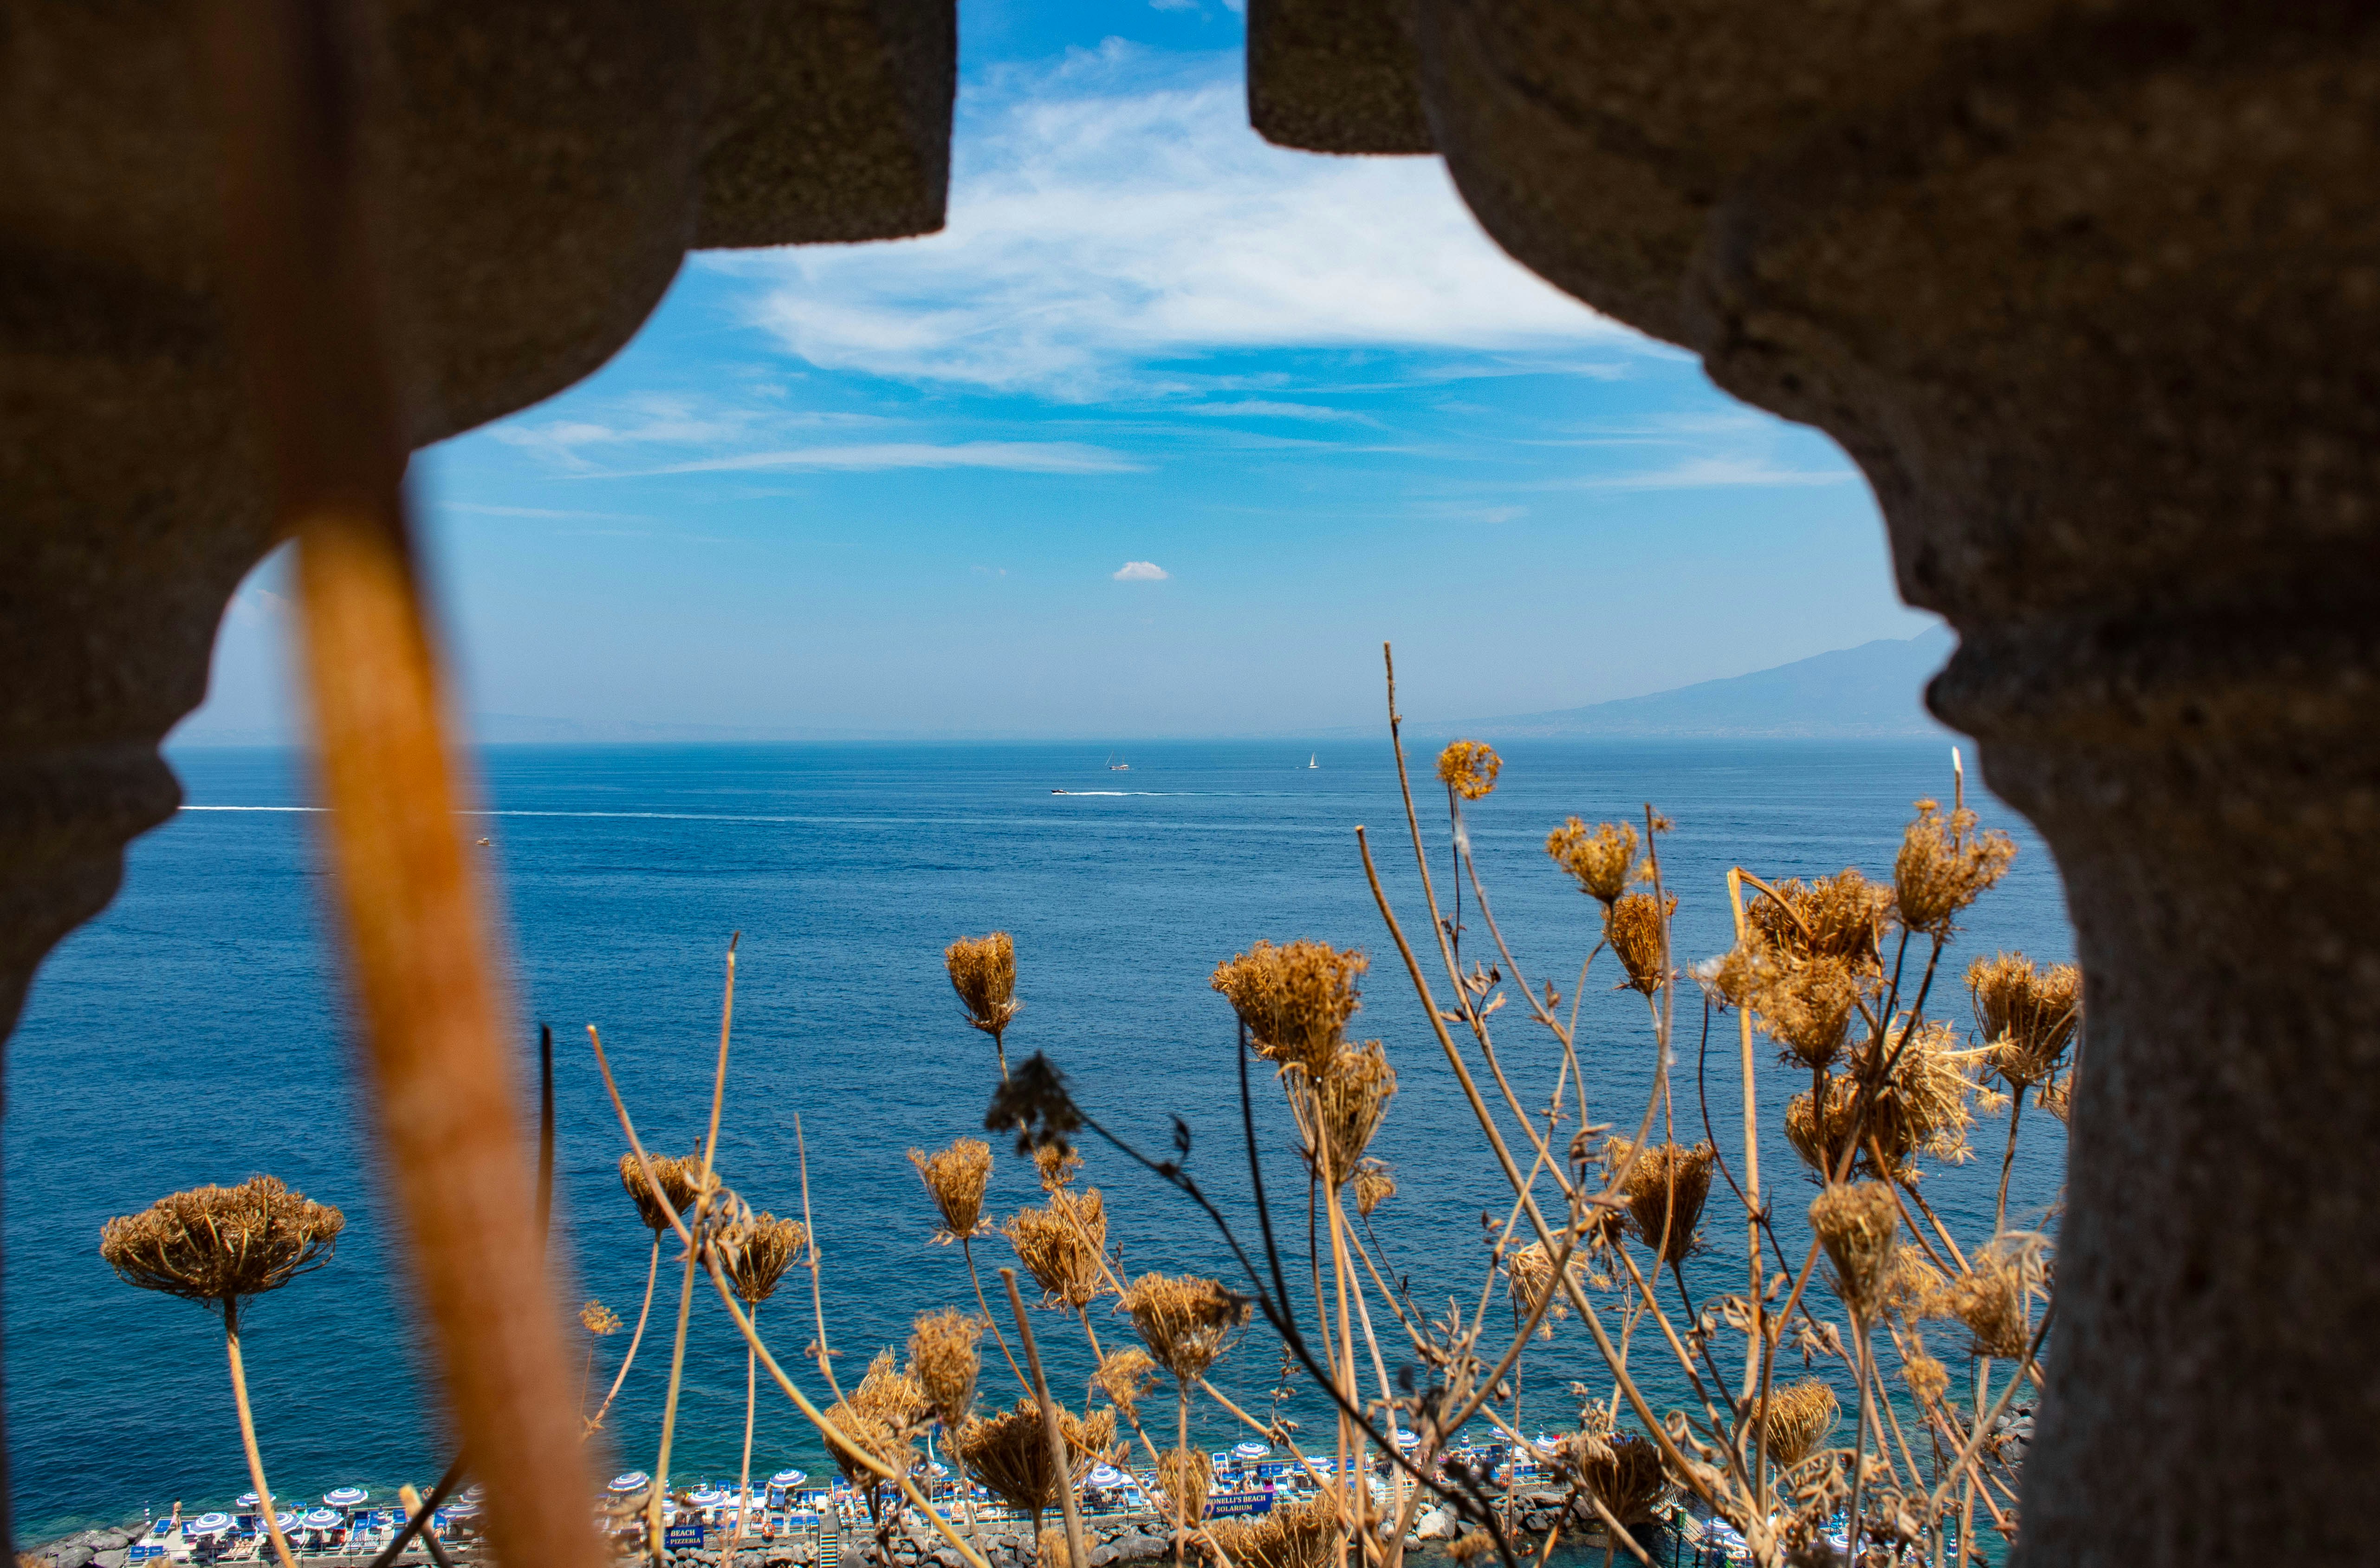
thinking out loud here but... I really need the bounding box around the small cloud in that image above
[973,565,1010,578]
[1178,399,1367,423]
[641,442,1144,476]
[1149,0,1199,9]
[1113,560,1170,581]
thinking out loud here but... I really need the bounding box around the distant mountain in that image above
[1414,626,1959,739]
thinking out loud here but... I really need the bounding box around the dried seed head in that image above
[1034,1142,1083,1194]
[1353,1159,1395,1219]
[1881,1244,1946,1324]
[1751,871,1893,972]
[1901,1353,1949,1405]
[1038,1529,1072,1568]
[1894,800,2016,935]
[909,1139,995,1241]
[724,1213,805,1306]
[1446,1532,1495,1565]
[1207,1493,1337,1568]
[581,1299,623,1336]
[1210,939,1368,1072]
[2037,1070,2075,1125]
[1809,1183,1900,1319]
[1287,1040,1396,1185]
[1607,892,1676,995]
[1786,1022,1982,1179]
[909,1309,983,1431]
[947,932,1021,1035]
[954,1398,1117,1521]
[1967,952,2082,1090]
[1093,1347,1157,1414]
[1122,1273,1250,1383]
[99,1176,345,1307]
[618,1153,700,1233]
[1608,1140,1715,1264]
[1504,1242,1584,1330]
[1564,1432,1667,1526]
[1156,1447,1212,1524]
[1757,1381,1838,1469]
[1931,1241,2043,1360]
[1546,818,1641,906]
[1005,1189,1110,1309]
[823,1350,929,1485]
[1436,740,1502,801]
[1753,954,1868,1070]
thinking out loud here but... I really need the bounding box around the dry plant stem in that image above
[1994,1094,2026,1235]
[738,1307,760,1544]
[1353,827,1716,1515]
[208,7,599,1566]
[397,1484,458,1568]
[1845,1319,1875,1557]
[589,1239,661,1431]
[965,1237,1032,1395]
[223,1299,298,1568]
[999,1269,1089,1568]
[370,1460,465,1568]
[1722,872,1769,1497]
[585,1031,992,1568]
[1579,1492,1652,1568]
[1924,1306,2054,1519]
[794,1116,849,1403]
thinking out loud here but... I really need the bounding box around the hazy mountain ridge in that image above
[1403,626,1959,739]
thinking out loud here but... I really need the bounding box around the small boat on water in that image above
[1106,753,1131,771]
[1308,753,1318,769]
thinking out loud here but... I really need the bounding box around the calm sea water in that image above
[6,739,2072,1540]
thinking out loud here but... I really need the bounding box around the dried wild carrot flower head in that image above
[1566,1433,1667,1526]
[1881,1244,1946,1323]
[956,1398,1116,1522]
[1968,951,2082,1090]
[581,1299,623,1336]
[1210,939,1368,1072]
[909,1308,983,1430]
[1005,1188,1110,1309]
[1504,1241,1584,1330]
[1607,891,1676,995]
[1608,1139,1714,1264]
[1751,870,1893,971]
[1931,1239,2043,1360]
[1123,1273,1250,1383]
[1436,740,1502,800]
[1094,1346,1157,1413]
[1033,1142,1083,1194]
[1756,955,1868,1069]
[946,932,1020,1035]
[1446,1531,1495,1566]
[1894,799,2016,934]
[1809,1183,1900,1318]
[1902,1351,1950,1405]
[1287,1040,1396,1185]
[1545,818,1641,906]
[99,1176,345,1307]
[1208,1493,1337,1568]
[1757,1380,1838,1469]
[1788,1021,1982,1179]
[1038,1529,1072,1568]
[618,1152,700,1233]
[909,1139,994,1240]
[1156,1446,1213,1524]
[1353,1159,1395,1219]
[723,1213,805,1305]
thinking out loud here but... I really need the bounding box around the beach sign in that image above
[665,1524,706,1551]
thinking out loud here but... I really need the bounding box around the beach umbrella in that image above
[609,1472,652,1496]
[1232,1443,1269,1461]
[99,1177,342,1568]
[302,1509,341,1531]
[274,1513,301,1534]
[237,1495,260,1510]
[769,1469,807,1488]
[190,1514,232,1536]
[324,1487,369,1509]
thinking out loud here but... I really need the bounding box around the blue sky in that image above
[181,0,1934,744]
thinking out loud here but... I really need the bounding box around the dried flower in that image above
[1287,1040,1396,1184]
[580,1299,623,1336]
[947,932,1021,1035]
[1093,1347,1157,1414]
[1546,819,1641,906]
[723,1214,805,1305]
[2037,1070,2075,1124]
[986,1052,1083,1158]
[1607,891,1676,995]
[1353,1160,1395,1219]
[1894,800,2016,935]
[909,1309,983,1431]
[1750,870,1893,972]
[1787,1021,1982,1179]
[1436,740,1502,800]
[1033,1142,1083,1194]
[1505,1242,1585,1330]
[1608,1139,1714,1264]
[99,1177,345,1307]
[1210,940,1368,1072]
[1208,1493,1337,1568]
[909,1139,994,1240]
[1757,1381,1838,1469]
[618,1152,699,1234]
[1901,1353,1949,1405]
[1755,955,1868,1069]
[1038,1529,1072,1568]
[824,1349,931,1486]
[1155,1446,1212,1525]
[953,1398,1117,1529]
[1931,1241,2043,1360]
[1968,952,2082,1090]
[1446,1531,1495,1566]
[1880,1244,1946,1324]
[1122,1273,1250,1383]
[1564,1432,1667,1525]
[1808,1183,1900,1319]
[1006,1189,1110,1309]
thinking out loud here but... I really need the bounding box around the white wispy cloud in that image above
[719,45,1623,394]
[643,442,1143,475]
[1176,399,1367,423]
[1582,455,1858,491]
[1113,560,1171,580]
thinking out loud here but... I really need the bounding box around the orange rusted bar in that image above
[201,6,602,1568]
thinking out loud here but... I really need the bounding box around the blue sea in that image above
[6,739,2072,1541]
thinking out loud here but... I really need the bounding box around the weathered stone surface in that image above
[1248,4,2380,1563]
[1247,0,1429,155]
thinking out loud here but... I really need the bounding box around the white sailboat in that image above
[1307,753,1318,769]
